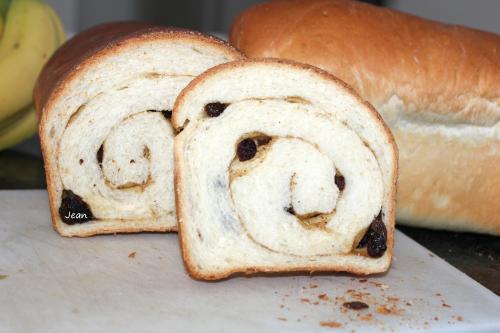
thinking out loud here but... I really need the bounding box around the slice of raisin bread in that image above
[35,23,243,237]
[173,59,398,280]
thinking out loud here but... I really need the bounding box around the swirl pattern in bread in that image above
[35,23,243,236]
[173,59,398,279]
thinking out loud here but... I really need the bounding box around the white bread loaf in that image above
[173,59,398,280]
[230,0,500,235]
[34,23,243,237]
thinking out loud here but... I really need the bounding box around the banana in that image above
[0,0,10,18]
[0,15,4,41]
[0,0,59,122]
[0,0,7,39]
[0,105,37,151]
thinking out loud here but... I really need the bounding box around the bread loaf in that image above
[230,0,500,235]
[35,23,243,237]
[173,59,398,280]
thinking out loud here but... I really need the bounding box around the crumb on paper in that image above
[442,303,451,308]
[371,281,389,289]
[309,283,318,289]
[358,278,367,283]
[128,251,136,259]
[300,298,310,303]
[428,252,435,257]
[358,313,373,321]
[318,293,329,301]
[320,321,343,328]
[343,301,369,310]
[0,275,7,280]
[456,315,463,321]
[376,305,402,315]
[277,317,287,321]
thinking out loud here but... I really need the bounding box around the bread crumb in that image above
[343,301,369,310]
[277,317,287,321]
[318,294,329,301]
[300,298,310,303]
[456,315,463,321]
[442,303,451,308]
[128,251,136,259]
[376,305,402,315]
[309,283,318,289]
[320,321,342,328]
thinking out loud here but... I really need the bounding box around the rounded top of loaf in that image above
[34,22,243,116]
[230,0,500,126]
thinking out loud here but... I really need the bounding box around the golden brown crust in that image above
[36,22,243,237]
[173,58,398,280]
[35,22,242,116]
[230,0,500,124]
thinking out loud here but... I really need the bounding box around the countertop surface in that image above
[0,137,499,297]
[1,190,499,333]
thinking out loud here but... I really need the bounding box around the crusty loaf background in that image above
[230,0,500,235]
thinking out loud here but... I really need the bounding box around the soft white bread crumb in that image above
[173,59,398,279]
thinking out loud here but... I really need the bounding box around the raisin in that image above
[285,205,296,215]
[205,102,227,117]
[335,174,345,191]
[161,110,172,119]
[343,301,369,310]
[370,211,387,241]
[367,232,387,258]
[357,210,387,258]
[59,190,94,225]
[97,145,103,165]
[237,138,257,161]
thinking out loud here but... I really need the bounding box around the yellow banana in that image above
[0,0,6,40]
[0,0,59,122]
[0,0,9,20]
[0,105,37,151]
[0,15,4,41]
